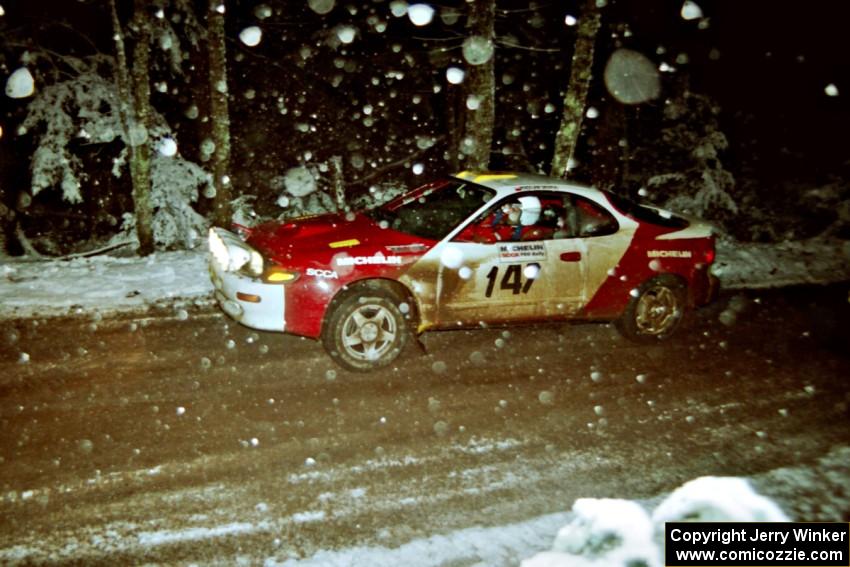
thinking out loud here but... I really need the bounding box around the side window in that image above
[454,191,618,243]
[455,192,561,243]
[554,195,619,238]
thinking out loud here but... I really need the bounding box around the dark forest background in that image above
[1,0,848,256]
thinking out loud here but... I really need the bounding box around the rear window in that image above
[605,193,690,229]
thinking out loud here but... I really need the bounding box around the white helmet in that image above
[517,195,542,226]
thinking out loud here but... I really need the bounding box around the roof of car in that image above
[451,170,601,198]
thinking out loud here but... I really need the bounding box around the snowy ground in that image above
[0,249,213,320]
[268,447,850,567]
[1,237,848,566]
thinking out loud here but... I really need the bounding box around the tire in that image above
[322,286,409,372]
[616,275,687,342]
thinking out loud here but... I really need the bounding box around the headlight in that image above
[243,250,264,277]
[209,227,264,276]
[208,228,230,269]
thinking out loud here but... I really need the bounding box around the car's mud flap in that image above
[412,333,428,355]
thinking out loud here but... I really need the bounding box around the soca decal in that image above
[335,252,402,267]
[306,268,339,279]
[647,250,692,258]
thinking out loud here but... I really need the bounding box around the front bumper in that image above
[209,258,286,332]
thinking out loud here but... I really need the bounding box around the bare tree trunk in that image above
[110,0,155,256]
[130,2,155,256]
[110,0,133,153]
[208,0,233,227]
[0,185,15,256]
[550,0,603,179]
[459,0,495,171]
[14,222,43,258]
[446,87,462,171]
[330,156,347,212]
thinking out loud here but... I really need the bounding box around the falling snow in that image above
[336,25,357,44]
[239,26,262,47]
[462,35,494,65]
[156,137,178,157]
[5,67,34,98]
[389,0,408,18]
[680,0,703,21]
[446,67,465,84]
[308,0,334,15]
[407,3,435,27]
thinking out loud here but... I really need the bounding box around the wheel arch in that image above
[637,272,690,308]
[321,277,420,334]
[643,271,688,290]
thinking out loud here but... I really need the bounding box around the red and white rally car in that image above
[209,171,719,371]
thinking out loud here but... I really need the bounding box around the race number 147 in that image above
[484,264,538,297]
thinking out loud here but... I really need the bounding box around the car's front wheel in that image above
[322,287,409,372]
[616,275,687,342]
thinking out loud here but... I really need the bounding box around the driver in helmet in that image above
[492,196,542,241]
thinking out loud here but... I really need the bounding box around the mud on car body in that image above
[208,171,719,371]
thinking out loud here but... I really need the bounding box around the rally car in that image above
[208,171,719,371]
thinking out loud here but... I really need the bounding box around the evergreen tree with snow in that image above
[13,1,211,254]
[635,87,737,226]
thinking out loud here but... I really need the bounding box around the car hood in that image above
[245,212,433,266]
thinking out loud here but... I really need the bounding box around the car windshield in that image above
[605,192,690,229]
[366,179,494,240]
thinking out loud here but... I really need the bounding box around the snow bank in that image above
[0,250,212,319]
[652,476,789,524]
[714,237,850,290]
[268,467,820,567]
[522,476,788,567]
[521,499,658,567]
[267,513,571,567]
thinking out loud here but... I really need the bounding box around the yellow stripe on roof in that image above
[453,171,519,183]
[329,238,360,249]
[473,174,518,183]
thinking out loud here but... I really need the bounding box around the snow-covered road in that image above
[1,288,848,565]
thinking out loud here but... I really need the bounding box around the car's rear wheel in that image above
[616,275,687,342]
[322,287,409,372]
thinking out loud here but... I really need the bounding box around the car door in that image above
[429,192,588,326]
[559,193,635,310]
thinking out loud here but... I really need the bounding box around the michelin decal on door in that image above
[499,243,546,263]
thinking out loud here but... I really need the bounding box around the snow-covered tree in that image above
[19,53,210,252]
[275,164,340,219]
[641,90,737,222]
[20,59,131,203]
[14,0,210,255]
[798,175,850,239]
[114,154,211,249]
